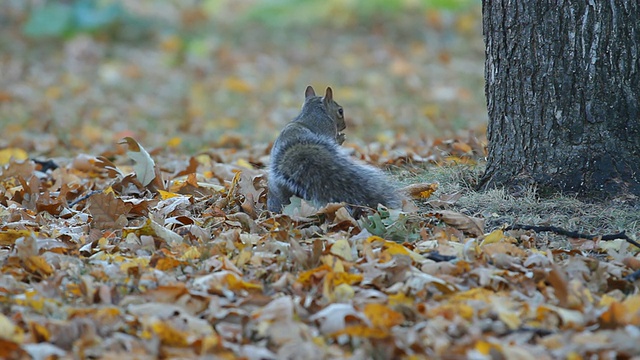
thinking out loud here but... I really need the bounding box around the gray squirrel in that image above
[267,86,401,215]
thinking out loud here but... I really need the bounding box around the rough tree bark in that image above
[479,1,640,199]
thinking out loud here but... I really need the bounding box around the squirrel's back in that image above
[267,86,401,214]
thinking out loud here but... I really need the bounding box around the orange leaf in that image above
[225,273,263,292]
[363,303,404,329]
[333,325,389,339]
[154,257,186,271]
[402,183,438,199]
[452,141,473,154]
[296,264,331,286]
[0,339,28,359]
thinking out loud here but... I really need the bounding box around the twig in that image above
[507,326,554,337]
[625,269,640,282]
[68,190,103,207]
[425,251,456,262]
[505,224,640,249]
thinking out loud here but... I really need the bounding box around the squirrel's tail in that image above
[271,140,401,211]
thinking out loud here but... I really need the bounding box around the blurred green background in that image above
[0,0,486,156]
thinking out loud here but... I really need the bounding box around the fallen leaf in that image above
[120,137,156,187]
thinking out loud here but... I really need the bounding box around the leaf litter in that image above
[1,135,639,359]
[1,2,640,359]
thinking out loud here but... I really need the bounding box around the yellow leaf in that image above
[364,303,404,329]
[225,273,263,292]
[223,77,253,93]
[326,272,362,287]
[195,154,211,165]
[388,292,414,307]
[455,12,477,34]
[475,340,493,355]
[330,239,352,261]
[160,34,183,52]
[167,137,182,148]
[332,283,355,302]
[321,255,345,272]
[481,229,504,246]
[236,158,254,170]
[45,86,62,100]
[181,246,202,261]
[0,313,22,342]
[154,257,184,271]
[598,294,619,308]
[333,325,389,339]
[122,219,155,238]
[566,352,582,360]
[428,303,474,320]
[120,258,150,272]
[422,104,440,118]
[24,256,54,277]
[323,272,362,302]
[383,242,410,256]
[498,310,522,330]
[623,294,640,313]
[0,230,35,246]
[151,321,189,347]
[200,334,222,354]
[297,265,330,286]
[158,190,180,200]
[0,148,28,165]
[16,290,45,312]
[30,321,49,342]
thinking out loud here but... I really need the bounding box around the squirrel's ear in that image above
[324,87,333,102]
[305,86,316,98]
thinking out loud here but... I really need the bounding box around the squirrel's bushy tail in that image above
[269,137,401,212]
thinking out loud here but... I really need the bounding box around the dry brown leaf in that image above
[437,210,484,237]
[88,192,132,230]
[401,182,438,199]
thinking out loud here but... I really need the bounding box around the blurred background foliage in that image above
[0,0,485,156]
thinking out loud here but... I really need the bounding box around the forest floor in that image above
[1,1,639,359]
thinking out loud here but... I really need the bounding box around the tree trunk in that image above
[479,1,640,199]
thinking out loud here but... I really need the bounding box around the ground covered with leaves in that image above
[1,1,640,359]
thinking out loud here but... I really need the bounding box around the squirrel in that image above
[267,86,402,215]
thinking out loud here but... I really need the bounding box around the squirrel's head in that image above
[304,86,346,135]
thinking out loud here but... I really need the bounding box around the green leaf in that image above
[359,213,387,236]
[73,1,124,31]
[282,197,303,216]
[23,3,73,38]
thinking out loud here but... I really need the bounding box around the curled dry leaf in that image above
[401,182,439,199]
[437,210,484,237]
[119,137,156,187]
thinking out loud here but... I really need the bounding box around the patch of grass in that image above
[243,0,478,28]
[408,164,640,243]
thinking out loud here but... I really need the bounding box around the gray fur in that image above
[267,86,401,214]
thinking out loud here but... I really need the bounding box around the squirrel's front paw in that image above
[337,133,346,145]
